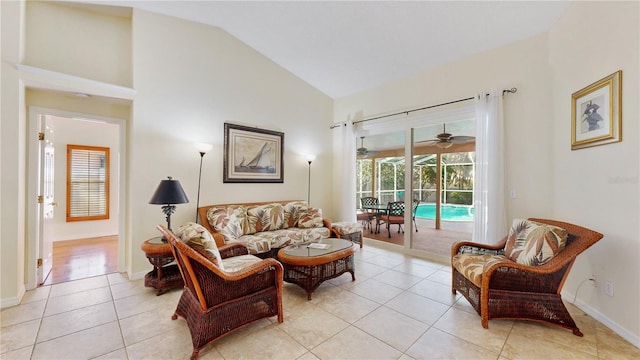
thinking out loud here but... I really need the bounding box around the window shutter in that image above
[67,145,110,222]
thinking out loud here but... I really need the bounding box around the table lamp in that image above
[149,176,189,235]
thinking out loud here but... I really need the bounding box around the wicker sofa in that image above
[198,200,333,259]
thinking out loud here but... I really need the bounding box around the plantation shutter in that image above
[67,145,110,222]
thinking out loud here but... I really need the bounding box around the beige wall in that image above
[333,1,639,345]
[2,0,637,345]
[1,2,333,303]
[334,33,555,222]
[1,0,27,307]
[24,1,132,87]
[549,1,639,344]
[128,10,334,277]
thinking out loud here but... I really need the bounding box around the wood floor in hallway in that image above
[43,235,118,286]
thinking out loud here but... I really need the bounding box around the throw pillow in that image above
[504,219,568,266]
[283,201,306,228]
[297,206,324,228]
[246,203,286,232]
[207,205,247,242]
[246,205,264,234]
[175,222,224,270]
[261,203,285,231]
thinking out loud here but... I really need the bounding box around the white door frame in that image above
[26,106,127,289]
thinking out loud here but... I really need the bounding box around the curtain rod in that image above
[330,87,517,129]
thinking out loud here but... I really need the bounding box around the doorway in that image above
[353,108,477,259]
[27,107,126,289]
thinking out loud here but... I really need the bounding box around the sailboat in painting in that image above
[236,142,275,173]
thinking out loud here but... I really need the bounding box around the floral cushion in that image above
[207,205,247,243]
[452,253,509,287]
[283,201,306,228]
[230,227,330,254]
[246,206,263,234]
[504,219,568,266]
[206,202,328,254]
[252,203,287,232]
[175,222,224,270]
[221,254,263,272]
[297,206,324,228]
[331,222,363,235]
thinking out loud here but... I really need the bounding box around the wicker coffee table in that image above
[277,238,356,300]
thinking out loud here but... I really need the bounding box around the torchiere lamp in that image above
[195,143,213,223]
[149,176,189,238]
[306,154,316,205]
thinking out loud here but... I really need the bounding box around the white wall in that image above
[49,115,120,241]
[128,10,333,277]
[548,1,639,345]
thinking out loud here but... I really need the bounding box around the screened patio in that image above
[356,146,476,257]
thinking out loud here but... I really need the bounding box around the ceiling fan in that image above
[357,136,380,157]
[417,124,475,149]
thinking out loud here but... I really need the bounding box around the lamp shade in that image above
[149,177,189,205]
[195,143,213,154]
[435,141,453,149]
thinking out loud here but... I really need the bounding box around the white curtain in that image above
[338,120,357,222]
[473,90,507,244]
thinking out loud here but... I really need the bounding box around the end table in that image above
[141,236,184,295]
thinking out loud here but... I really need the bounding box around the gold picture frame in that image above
[571,70,622,150]
[223,123,284,183]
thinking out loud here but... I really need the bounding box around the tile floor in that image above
[2,243,639,360]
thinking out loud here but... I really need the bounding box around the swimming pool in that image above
[414,204,474,222]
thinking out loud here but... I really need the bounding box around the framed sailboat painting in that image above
[223,123,284,183]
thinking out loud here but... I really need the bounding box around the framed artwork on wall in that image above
[223,123,284,183]
[571,70,622,150]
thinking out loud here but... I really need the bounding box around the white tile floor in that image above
[2,243,639,359]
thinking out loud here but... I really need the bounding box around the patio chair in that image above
[380,201,405,238]
[451,218,603,336]
[360,197,380,233]
[158,225,284,359]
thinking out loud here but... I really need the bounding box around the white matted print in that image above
[571,70,621,150]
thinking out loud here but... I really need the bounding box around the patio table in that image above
[362,203,389,234]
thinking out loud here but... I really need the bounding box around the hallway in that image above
[43,236,118,286]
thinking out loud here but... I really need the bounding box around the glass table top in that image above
[282,238,352,258]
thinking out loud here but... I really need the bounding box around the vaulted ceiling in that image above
[94,0,572,99]
[85,1,571,149]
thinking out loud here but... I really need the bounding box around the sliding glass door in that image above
[410,121,475,256]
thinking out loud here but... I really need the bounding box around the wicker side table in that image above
[141,236,184,295]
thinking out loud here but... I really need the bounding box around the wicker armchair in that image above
[451,218,603,336]
[157,225,284,359]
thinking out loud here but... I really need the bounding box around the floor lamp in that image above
[195,143,213,223]
[306,154,316,205]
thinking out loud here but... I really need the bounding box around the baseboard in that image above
[129,270,146,281]
[0,284,26,309]
[364,237,404,252]
[363,237,450,265]
[55,232,118,242]
[565,294,640,349]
